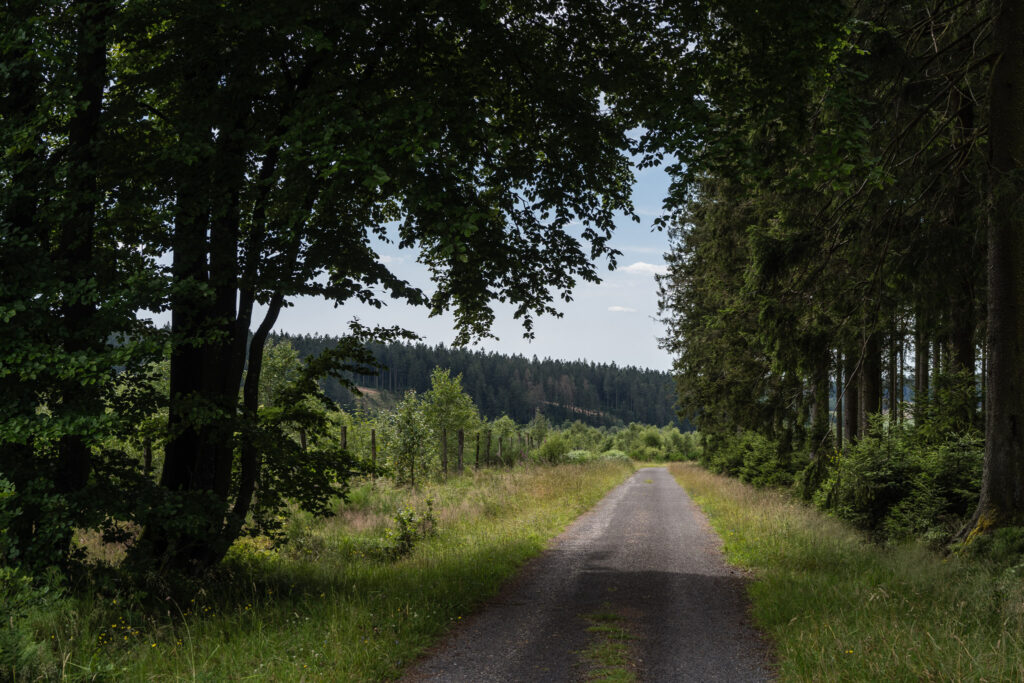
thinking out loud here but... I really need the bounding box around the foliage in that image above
[534,433,571,465]
[421,367,480,474]
[378,391,432,486]
[0,567,67,680]
[565,450,631,465]
[698,431,799,489]
[2,0,663,577]
[380,499,437,560]
[653,0,1007,539]
[812,420,982,543]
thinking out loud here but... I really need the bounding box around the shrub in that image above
[379,499,436,560]
[703,431,797,488]
[534,433,571,464]
[812,419,982,543]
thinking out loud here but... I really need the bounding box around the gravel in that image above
[401,466,774,682]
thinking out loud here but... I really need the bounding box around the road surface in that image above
[402,466,774,682]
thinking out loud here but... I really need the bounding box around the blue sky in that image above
[271,162,675,371]
[144,162,676,372]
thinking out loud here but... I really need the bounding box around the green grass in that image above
[31,462,633,681]
[669,462,1024,681]
[578,607,636,682]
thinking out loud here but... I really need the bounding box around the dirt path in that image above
[401,467,774,682]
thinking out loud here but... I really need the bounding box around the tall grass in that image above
[36,462,632,681]
[669,462,1024,682]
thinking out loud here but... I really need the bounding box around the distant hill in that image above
[271,333,684,428]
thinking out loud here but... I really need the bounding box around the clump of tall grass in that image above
[670,462,1024,682]
[29,461,632,681]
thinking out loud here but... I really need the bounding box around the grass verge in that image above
[669,462,1024,681]
[29,461,633,681]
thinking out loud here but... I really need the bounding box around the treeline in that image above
[273,333,681,428]
[654,2,1020,542]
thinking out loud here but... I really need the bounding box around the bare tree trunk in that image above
[964,0,1024,535]
[843,352,859,443]
[859,332,882,435]
[835,355,844,450]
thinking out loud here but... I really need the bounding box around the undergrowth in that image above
[670,462,1024,681]
[6,461,632,681]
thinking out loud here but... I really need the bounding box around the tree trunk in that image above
[843,351,860,442]
[835,354,844,450]
[55,1,114,503]
[810,355,830,458]
[914,323,930,414]
[964,0,1024,535]
[859,332,882,435]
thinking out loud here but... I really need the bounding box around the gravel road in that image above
[401,467,774,682]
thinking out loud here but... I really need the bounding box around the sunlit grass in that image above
[46,462,633,681]
[669,462,1024,681]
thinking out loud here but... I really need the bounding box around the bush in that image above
[664,429,701,461]
[534,433,571,464]
[704,431,797,488]
[379,499,436,560]
[812,420,982,543]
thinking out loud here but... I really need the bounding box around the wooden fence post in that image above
[370,428,377,479]
[457,429,465,472]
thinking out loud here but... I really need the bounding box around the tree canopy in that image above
[0,0,663,574]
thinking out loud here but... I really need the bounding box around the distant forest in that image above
[272,333,683,428]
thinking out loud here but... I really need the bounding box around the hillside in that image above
[272,333,682,428]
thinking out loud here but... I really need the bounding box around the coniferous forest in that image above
[274,333,680,427]
[653,1,1023,547]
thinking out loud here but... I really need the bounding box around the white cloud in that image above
[380,254,404,265]
[608,305,637,313]
[622,261,669,276]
